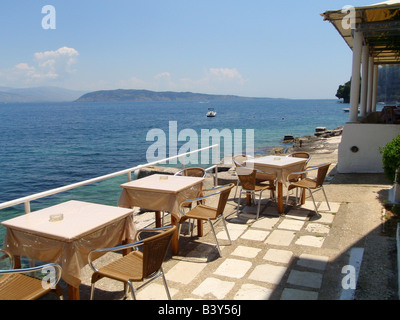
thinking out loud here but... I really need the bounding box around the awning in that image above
[321,0,400,64]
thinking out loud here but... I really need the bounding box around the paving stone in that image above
[263,248,293,264]
[192,277,235,299]
[217,223,247,241]
[233,283,274,300]
[231,245,261,258]
[295,235,325,248]
[306,223,330,234]
[255,218,273,227]
[318,201,340,213]
[287,270,323,289]
[136,283,178,300]
[241,229,270,241]
[166,260,207,285]
[278,219,305,231]
[214,258,252,279]
[265,230,296,246]
[297,253,329,271]
[285,208,310,220]
[251,217,280,230]
[309,212,335,224]
[248,263,287,285]
[299,201,318,212]
[280,288,318,300]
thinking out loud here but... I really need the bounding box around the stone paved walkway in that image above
[138,198,340,300]
[78,188,346,300]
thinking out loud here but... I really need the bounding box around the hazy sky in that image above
[0,1,374,99]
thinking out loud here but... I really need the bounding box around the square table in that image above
[245,155,307,213]
[1,200,135,300]
[118,174,204,254]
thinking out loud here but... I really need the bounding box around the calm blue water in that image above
[0,99,348,233]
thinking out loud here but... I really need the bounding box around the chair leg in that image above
[285,189,291,210]
[256,190,263,220]
[321,187,331,211]
[236,188,243,215]
[128,281,137,300]
[233,178,240,202]
[161,267,172,300]
[208,219,222,257]
[221,216,232,245]
[308,188,319,215]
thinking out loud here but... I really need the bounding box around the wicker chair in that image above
[286,152,311,164]
[172,167,206,229]
[88,225,176,300]
[178,183,234,257]
[0,249,63,300]
[235,167,276,220]
[232,154,275,200]
[286,163,331,215]
[286,152,311,202]
[174,167,206,178]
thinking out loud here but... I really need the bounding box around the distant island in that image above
[75,89,257,102]
[0,86,86,103]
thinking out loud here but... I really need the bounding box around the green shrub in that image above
[380,134,400,183]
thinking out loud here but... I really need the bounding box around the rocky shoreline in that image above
[266,125,343,156]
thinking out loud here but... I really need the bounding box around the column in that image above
[360,44,369,117]
[372,65,379,112]
[349,30,363,122]
[367,56,374,113]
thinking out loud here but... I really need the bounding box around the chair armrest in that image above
[0,262,62,287]
[179,184,231,213]
[135,226,175,241]
[0,249,14,268]
[286,166,318,181]
[174,169,185,176]
[88,240,144,272]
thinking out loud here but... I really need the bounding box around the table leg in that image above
[171,215,179,255]
[68,285,80,300]
[155,211,162,228]
[277,182,283,213]
[14,256,21,269]
[197,219,203,237]
[300,188,306,205]
[246,192,252,206]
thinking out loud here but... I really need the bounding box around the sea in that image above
[0,98,350,243]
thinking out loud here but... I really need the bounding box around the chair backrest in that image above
[232,154,252,167]
[142,225,176,278]
[235,167,256,190]
[288,152,311,163]
[175,167,206,178]
[216,183,235,216]
[316,163,331,187]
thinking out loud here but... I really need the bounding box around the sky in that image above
[0,0,376,99]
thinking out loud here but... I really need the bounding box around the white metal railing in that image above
[0,144,219,214]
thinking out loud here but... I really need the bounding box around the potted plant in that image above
[380,134,400,203]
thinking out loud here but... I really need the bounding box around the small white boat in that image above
[343,107,360,113]
[206,108,217,117]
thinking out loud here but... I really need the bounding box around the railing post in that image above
[24,201,31,214]
[214,145,219,186]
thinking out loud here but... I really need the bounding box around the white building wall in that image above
[338,123,400,173]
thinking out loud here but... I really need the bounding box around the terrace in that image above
[1,135,396,301]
